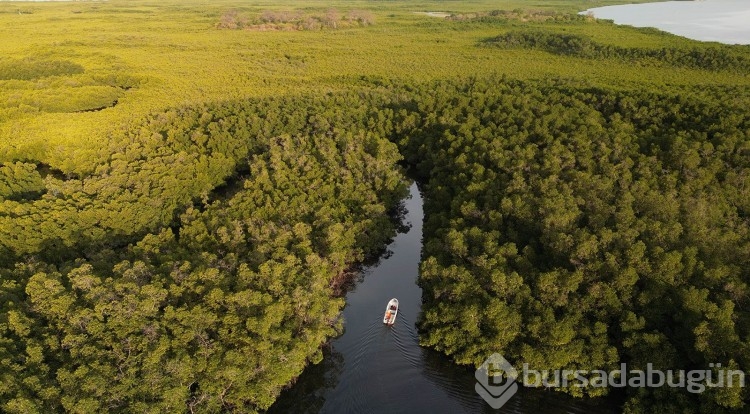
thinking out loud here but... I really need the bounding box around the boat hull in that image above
[383,298,399,325]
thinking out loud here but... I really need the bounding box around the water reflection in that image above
[267,346,344,414]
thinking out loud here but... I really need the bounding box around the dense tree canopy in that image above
[2,76,748,412]
[1,2,749,412]
[389,78,750,413]
[487,30,750,73]
[0,93,408,412]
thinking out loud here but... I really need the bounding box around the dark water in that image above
[269,182,621,414]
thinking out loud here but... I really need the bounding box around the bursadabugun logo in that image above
[475,353,519,409]
[475,353,746,409]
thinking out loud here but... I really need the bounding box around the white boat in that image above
[383,298,399,325]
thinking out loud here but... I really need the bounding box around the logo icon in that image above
[475,353,519,409]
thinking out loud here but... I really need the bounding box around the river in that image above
[268,182,618,413]
[583,0,750,45]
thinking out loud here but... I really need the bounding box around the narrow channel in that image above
[269,181,619,413]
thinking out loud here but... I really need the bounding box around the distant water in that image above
[583,0,750,45]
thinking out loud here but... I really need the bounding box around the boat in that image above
[383,298,399,325]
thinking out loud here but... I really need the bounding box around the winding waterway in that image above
[268,182,618,413]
